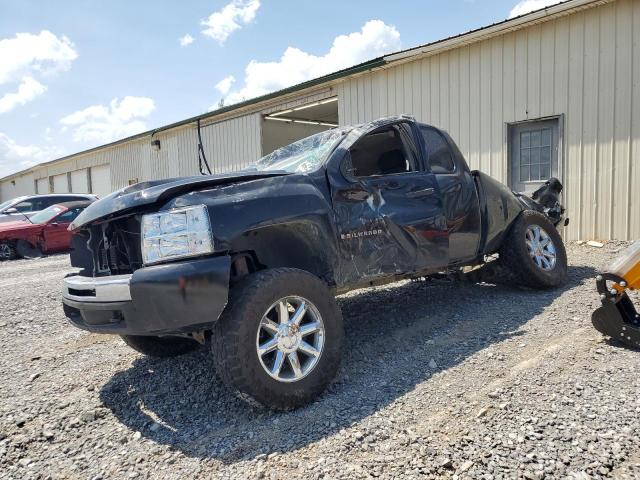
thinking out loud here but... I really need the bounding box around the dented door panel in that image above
[329,170,448,287]
[434,170,482,263]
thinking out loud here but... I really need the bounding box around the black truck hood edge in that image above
[70,171,289,229]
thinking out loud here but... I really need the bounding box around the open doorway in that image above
[261,97,338,155]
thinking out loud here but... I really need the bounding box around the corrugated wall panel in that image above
[337,0,639,240]
[612,1,632,240]
[566,11,585,240]
[200,113,261,173]
[0,173,34,200]
[631,0,640,239]
[0,113,260,202]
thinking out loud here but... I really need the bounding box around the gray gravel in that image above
[1,242,639,479]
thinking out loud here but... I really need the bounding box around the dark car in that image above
[0,201,94,260]
[62,116,568,409]
[0,194,98,224]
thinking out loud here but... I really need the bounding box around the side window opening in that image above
[348,124,416,177]
[420,127,456,174]
[56,208,82,223]
[41,198,63,209]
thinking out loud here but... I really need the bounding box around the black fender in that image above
[473,171,525,256]
[167,172,340,286]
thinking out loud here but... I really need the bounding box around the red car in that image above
[0,201,93,260]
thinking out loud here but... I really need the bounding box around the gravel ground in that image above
[1,242,639,479]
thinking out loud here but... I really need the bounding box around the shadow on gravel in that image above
[100,264,596,463]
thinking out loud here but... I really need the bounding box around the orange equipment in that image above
[592,242,640,348]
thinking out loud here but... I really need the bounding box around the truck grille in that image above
[88,216,143,276]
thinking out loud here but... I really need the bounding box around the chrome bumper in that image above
[63,274,132,303]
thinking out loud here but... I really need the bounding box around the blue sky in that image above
[0,0,560,177]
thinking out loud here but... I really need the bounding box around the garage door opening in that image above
[262,97,338,156]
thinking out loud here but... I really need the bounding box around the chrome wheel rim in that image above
[256,296,325,383]
[525,225,556,271]
[0,244,11,260]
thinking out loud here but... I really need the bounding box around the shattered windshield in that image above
[248,128,346,174]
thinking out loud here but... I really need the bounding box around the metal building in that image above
[0,0,638,240]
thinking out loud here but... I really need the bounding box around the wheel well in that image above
[229,250,335,288]
[230,251,264,280]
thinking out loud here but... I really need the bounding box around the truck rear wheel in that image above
[121,335,200,357]
[500,210,568,288]
[211,268,343,410]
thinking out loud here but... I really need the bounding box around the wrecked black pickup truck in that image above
[63,116,567,409]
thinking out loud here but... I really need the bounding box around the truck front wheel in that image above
[211,268,343,410]
[500,210,568,288]
[121,335,201,357]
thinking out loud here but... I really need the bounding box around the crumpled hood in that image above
[70,171,289,229]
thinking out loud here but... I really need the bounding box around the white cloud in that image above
[0,30,77,113]
[0,30,77,85]
[0,132,63,177]
[201,0,260,44]
[0,77,47,114]
[508,0,564,18]
[60,96,156,143]
[215,75,235,95]
[221,20,401,106]
[179,34,194,47]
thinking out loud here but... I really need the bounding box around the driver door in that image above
[42,208,82,252]
[328,122,448,287]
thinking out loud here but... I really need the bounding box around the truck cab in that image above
[326,118,482,287]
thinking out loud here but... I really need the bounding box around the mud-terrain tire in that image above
[500,210,568,288]
[121,335,200,357]
[211,268,343,410]
[0,242,17,261]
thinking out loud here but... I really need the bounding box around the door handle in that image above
[407,187,435,198]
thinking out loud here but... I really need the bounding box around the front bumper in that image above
[62,255,231,335]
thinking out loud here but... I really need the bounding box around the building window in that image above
[509,118,560,193]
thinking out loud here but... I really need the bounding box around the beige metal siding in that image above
[0,173,35,200]
[0,113,262,201]
[337,0,639,240]
[199,113,262,174]
[70,169,90,193]
[90,165,112,198]
[52,174,69,193]
[35,177,48,194]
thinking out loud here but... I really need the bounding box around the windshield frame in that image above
[246,127,348,175]
[29,205,66,225]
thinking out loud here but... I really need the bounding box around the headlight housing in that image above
[141,205,214,265]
